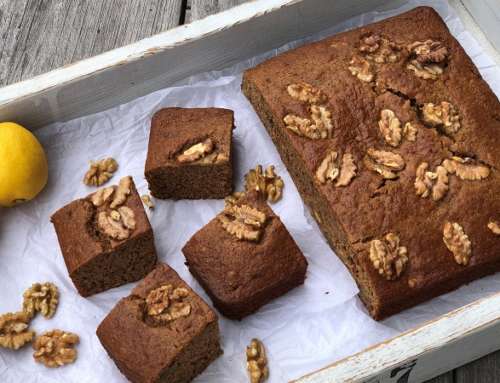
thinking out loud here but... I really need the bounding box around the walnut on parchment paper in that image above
[369,233,409,281]
[315,151,357,187]
[244,165,284,203]
[488,221,500,235]
[246,338,269,383]
[443,221,472,266]
[23,282,59,319]
[177,138,214,163]
[83,157,118,186]
[33,329,79,368]
[141,194,155,209]
[97,206,136,240]
[348,56,374,83]
[364,148,405,179]
[442,156,490,181]
[286,82,327,105]
[0,311,35,350]
[145,284,191,325]
[414,162,449,201]
[421,102,461,135]
[218,204,267,242]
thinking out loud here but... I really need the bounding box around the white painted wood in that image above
[0,1,499,382]
[0,0,408,129]
[296,292,500,383]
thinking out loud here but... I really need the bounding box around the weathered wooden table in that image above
[0,1,498,381]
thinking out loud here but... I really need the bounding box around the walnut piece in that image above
[283,105,333,140]
[378,109,402,147]
[244,165,284,203]
[177,138,214,163]
[443,222,472,266]
[83,158,118,186]
[0,312,34,350]
[403,122,417,141]
[110,176,132,208]
[488,221,500,235]
[97,206,136,240]
[421,102,460,135]
[315,151,339,184]
[315,151,357,187]
[414,162,449,201]
[145,284,191,325]
[90,187,114,207]
[359,34,400,63]
[407,60,443,80]
[23,282,59,319]
[364,148,405,179]
[246,338,269,383]
[407,40,447,80]
[408,40,448,64]
[33,329,79,368]
[141,194,154,209]
[224,192,246,207]
[286,82,327,104]
[369,233,408,280]
[218,204,267,242]
[348,56,374,82]
[442,156,490,181]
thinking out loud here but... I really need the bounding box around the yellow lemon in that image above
[0,122,48,207]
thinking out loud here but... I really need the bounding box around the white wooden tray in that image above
[1,1,499,382]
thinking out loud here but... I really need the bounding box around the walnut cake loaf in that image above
[242,6,500,319]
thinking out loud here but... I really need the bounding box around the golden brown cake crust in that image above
[242,6,500,319]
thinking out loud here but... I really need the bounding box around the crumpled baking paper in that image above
[1,0,499,382]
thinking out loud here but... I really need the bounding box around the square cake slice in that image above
[145,107,234,199]
[242,6,500,319]
[182,192,308,319]
[97,263,222,383]
[51,176,157,297]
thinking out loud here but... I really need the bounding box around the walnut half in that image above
[0,312,35,350]
[421,102,460,135]
[287,82,327,104]
[244,165,284,203]
[443,222,472,266]
[246,338,269,383]
[83,158,118,186]
[364,148,405,179]
[145,284,191,325]
[378,109,402,147]
[442,156,490,181]
[414,162,449,201]
[283,105,333,140]
[23,282,59,319]
[33,330,79,368]
[369,233,409,280]
[349,56,374,82]
[315,151,357,187]
[218,204,267,242]
[177,138,214,163]
[488,221,500,235]
[407,40,448,80]
[97,206,136,240]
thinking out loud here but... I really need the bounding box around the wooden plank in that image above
[190,0,250,21]
[0,0,183,87]
[455,350,500,383]
[426,372,455,383]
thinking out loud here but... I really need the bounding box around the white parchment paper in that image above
[1,1,499,382]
